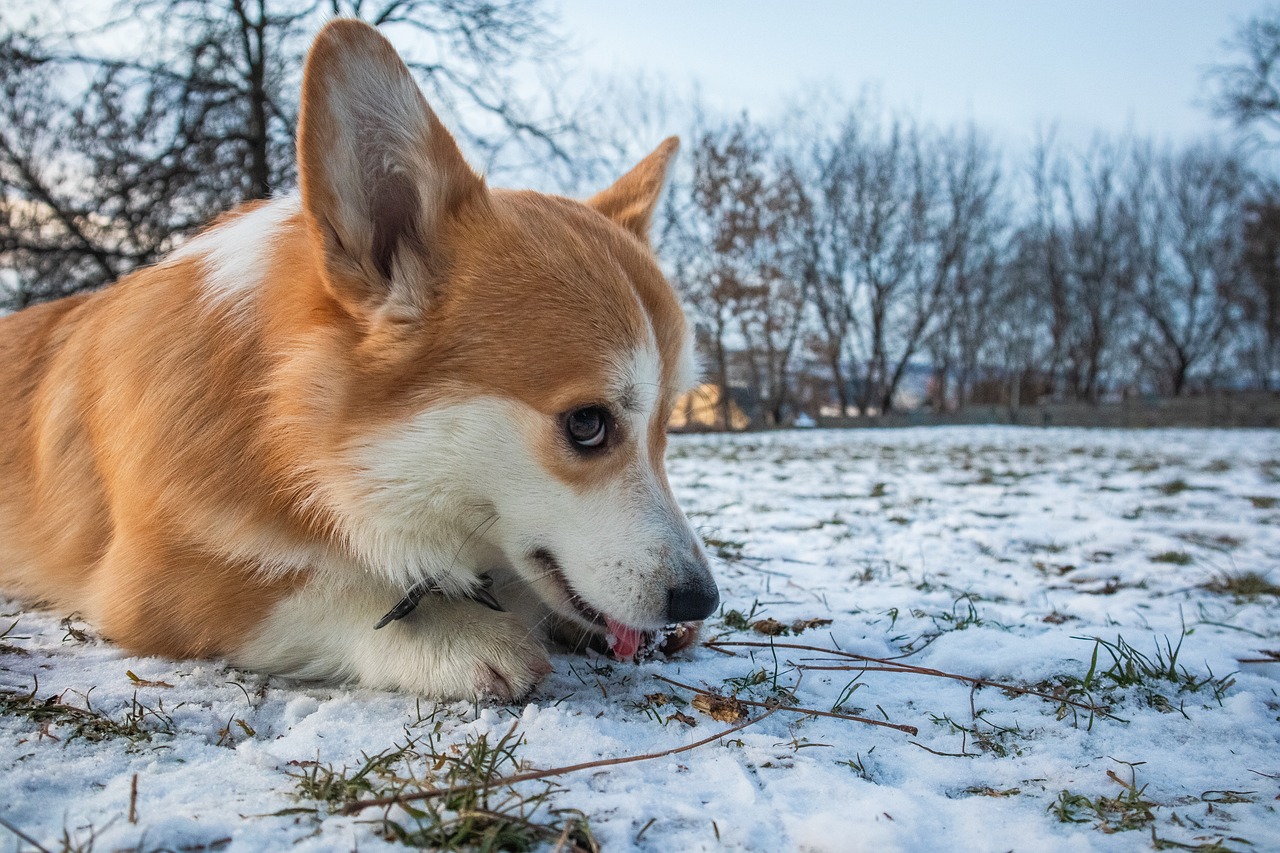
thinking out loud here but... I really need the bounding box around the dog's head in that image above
[295,21,717,642]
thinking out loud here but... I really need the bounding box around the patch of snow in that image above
[2,427,1278,851]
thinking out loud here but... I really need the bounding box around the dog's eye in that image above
[565,407,609,449]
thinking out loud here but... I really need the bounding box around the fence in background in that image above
[813,391,1280,430]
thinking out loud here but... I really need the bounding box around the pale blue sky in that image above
[554,1,1271,147]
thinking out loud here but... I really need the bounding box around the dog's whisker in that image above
[445,512,499,580]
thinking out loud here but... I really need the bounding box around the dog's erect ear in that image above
[588,137,679,242]
[297,19,484,316]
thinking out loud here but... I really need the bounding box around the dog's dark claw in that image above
[374,574,505,629]
[470,575,505,612]
[374,580,435,629]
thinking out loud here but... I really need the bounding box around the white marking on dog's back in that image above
[169,193,301,313]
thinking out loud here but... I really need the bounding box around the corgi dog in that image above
[0,20,717,701]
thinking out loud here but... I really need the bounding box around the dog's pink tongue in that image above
[606,618,644,661]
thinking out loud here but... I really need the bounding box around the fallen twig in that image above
[908,740,975,759]
[1237,650,1280,664]
[705,640,1122,722]
[653,674,918,736]
[343,705,779,815]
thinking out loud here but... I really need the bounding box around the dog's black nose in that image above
[666,580,720,623]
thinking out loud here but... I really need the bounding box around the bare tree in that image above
[737,157,811,425]
[667,115,813,427]
[1210,7,1280,145]
[1021,134,1143,402]
[1235,192,1280,388]
[794,114,859,416]
[669,118,759,429]
[570,71,699,197]
[987,234,1056,408]
[1131,144,1249,395]
[0,21,283,305]
[919,126,1006,410]
[813,110,924,415]
[0,0,576,307]
[779,107,1008,417]
[824,111,994,415]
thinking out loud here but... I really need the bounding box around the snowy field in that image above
[2,426,1279,853]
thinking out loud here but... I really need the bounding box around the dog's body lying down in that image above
[0,20,717,701]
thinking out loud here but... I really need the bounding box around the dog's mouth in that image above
[529,547,650,659]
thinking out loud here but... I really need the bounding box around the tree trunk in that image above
[828,344,848,415]
[1172,353,1190,396]
[714,325,731,430]
[232,0,272,199]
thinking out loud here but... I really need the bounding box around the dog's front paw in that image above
[466,630,553,702]
[240,583,553,701]
[411,608,551,702]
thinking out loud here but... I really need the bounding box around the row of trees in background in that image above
[654,9,1280,424]
[661,108,1280,424]
[4,2,1280,424]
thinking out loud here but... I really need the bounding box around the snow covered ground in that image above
[2,427,1279,852]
